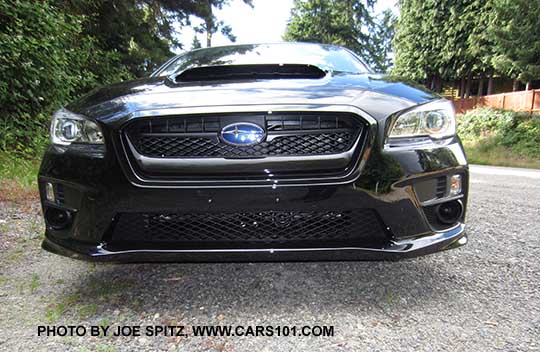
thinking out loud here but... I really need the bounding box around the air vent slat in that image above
[174,64,326,82]
[56,184,65,205]
[435,177,447,198]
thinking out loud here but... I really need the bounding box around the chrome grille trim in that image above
[115,104,377,188]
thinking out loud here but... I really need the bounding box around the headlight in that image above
[388,100,456,141]
[50,109,104,145]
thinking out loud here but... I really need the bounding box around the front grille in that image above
[109,209,389,249]
[136,133,353,158]
[125,113,363,158]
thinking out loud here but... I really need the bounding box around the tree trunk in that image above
[204,0,213,47]
[434,75,443,93]
[526,81,532,90]
[465,75,472,98]
[477,78,484,97]
[513,80,519,92]
[459,77,466,99]
[205,18,212,47]
[487,74,494,95]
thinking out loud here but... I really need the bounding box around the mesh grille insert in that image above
[125,113,363,158]
[135,132,354,158]
[110,209,389,249]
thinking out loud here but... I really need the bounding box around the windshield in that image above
[153,43,371,77]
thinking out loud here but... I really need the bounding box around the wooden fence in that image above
[452,89,540,115]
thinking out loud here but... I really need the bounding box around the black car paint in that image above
[68,72,435,123]
[39,44,468,262]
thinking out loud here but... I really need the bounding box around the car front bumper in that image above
[38,131,469,262]
[42,225,467,262]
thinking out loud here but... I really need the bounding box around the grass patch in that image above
[0,152,40,203]
[44,278,135,322]
[0,152,41,188]
[7,248,25,262]
[29,273,40,294]
[384,288,397,304]
[45,293,81,323]
[99,318,111,329]
[463,141,540,169]
[2,226,44,264]
[45,299,100,322]
[95,345,117,352]
[77,303,98,319]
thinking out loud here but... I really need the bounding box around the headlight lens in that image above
[388,100,456,140]
[51,109,104,145]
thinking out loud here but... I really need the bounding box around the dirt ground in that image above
[0,165,539,351]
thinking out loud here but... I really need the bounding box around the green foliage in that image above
[393,0,436,81]
[458,108,515,139]
[370,10,396,73]
[393,0,495,82]
[192,0,253,47]
[0,0,251,160]
[499,118,540,157]
[283,0,394,73]
[458,108,540,157]
[0,1,131,155]
[191,35,202,50]
[0,0,249,159]
[53,0,186,77]
[393,0,540,86]
[0,151,41,188]
[465,0,496,76]
[491,0,540,83]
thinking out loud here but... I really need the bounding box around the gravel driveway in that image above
[1,165,539,351]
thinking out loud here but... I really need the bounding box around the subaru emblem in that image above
[220,122,265,146]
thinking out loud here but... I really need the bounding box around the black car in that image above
[39,43,468,262]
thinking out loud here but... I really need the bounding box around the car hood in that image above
[68,72,437,123]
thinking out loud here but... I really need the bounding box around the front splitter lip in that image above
[41,224,466,263]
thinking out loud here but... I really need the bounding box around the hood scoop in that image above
[173,64,326,82]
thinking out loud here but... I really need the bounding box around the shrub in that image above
[458,108,540,158]
[0,1,131,156]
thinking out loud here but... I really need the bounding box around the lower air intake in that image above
[109,209,389,249]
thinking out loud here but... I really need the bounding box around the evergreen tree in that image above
[193,0,253,47]
[191,35,203,50]
[491,0,540,89]
[463,0,497,94]
[283,0,394,72]
[393,0,497,94]
[371,9,396,72]
[54,0,200,77]
[393,0,452,90]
